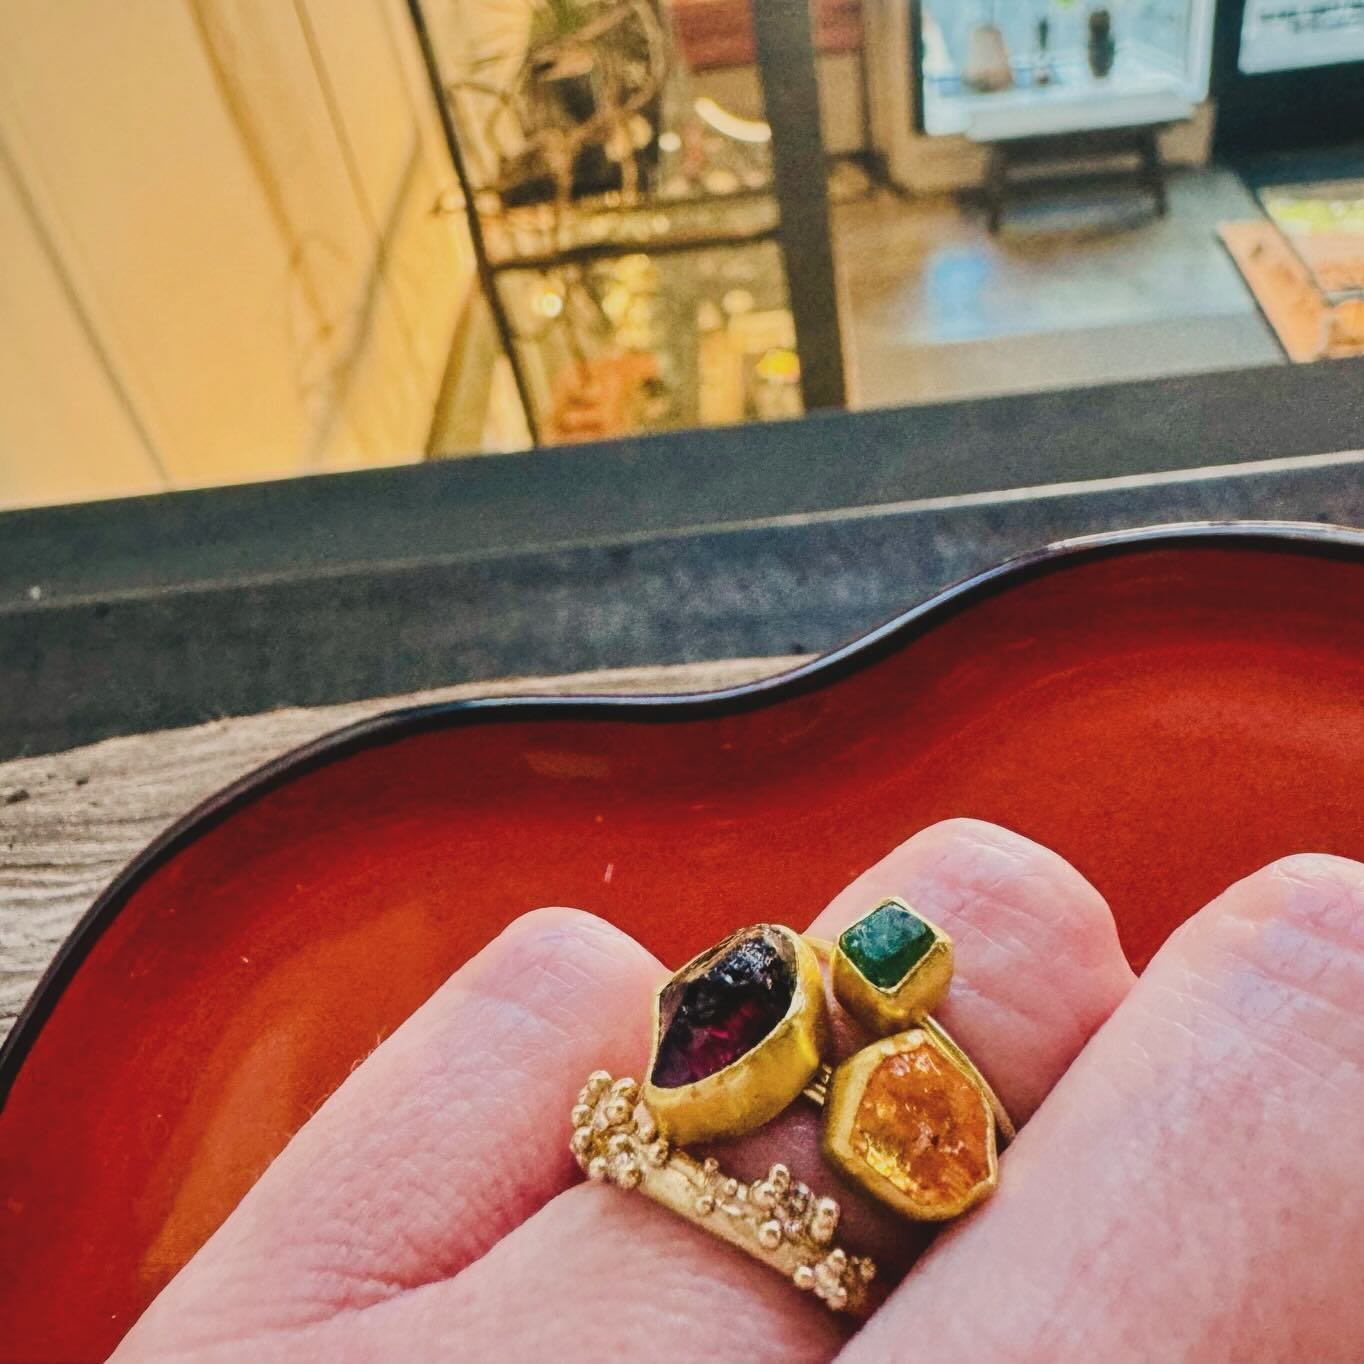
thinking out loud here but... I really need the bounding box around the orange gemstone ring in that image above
[569,904,1012,1312]
[807,902,1015,1224]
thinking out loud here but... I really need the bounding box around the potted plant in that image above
[503,0,666,204]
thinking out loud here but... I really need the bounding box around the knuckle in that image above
[1242,853,1364,944]
[481,905,654,996]
[1201,853,1364,1027]
[496,904,609,950]
[910,818,1112,953]
[911,816,1008,855]
[414,907,651,1035]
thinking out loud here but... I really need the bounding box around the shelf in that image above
[481,186,779,271]
[496,234,798,441]
[925,52,1193,141]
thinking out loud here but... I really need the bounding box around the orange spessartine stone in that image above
[850,1036,992,1213]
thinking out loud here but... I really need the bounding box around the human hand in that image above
[112,819,1364,1362]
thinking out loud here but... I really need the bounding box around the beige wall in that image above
[0,0,492,510]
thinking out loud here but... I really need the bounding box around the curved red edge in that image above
[2,519,1360,1109]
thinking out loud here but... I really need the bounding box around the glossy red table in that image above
[2,525,1362,1361]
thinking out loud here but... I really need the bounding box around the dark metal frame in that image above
[909,0,927,135]
[3,520,1361,1107]
[752,0,847,409]
[1211,0,1364,157]
[405,0,542,443]
[486,223,780,274]
[7,358,1364,612]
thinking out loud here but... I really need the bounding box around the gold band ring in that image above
[569,900,1012,1312]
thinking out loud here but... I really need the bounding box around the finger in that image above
[730,817,1135,1264]
[311,820,1135,1363]
[118,1186,847,1364]
[116,908,660,1355]
[809,817,1137,1119]
[842,853,1364,1364]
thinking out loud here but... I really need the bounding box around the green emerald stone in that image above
[840,903,936,990]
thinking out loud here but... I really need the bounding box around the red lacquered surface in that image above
[2,532,1363,1361]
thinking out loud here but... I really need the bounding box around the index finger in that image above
[116,908,662,1353]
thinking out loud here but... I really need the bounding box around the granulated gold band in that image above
[570,1070,877,1314]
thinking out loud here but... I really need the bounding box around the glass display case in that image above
[912,0,1215,141]
[415,0,831,444]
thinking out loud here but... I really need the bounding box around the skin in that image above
[111,819,1364,1364]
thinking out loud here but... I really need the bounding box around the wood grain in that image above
[0,657,797,1043]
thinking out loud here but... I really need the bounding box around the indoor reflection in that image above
[1,0,1361,509]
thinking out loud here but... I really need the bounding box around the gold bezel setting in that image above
[830,898,954,1034]
[642,924,829,1145]
[821,1020,1000,1222]
[574,916,1016,1310]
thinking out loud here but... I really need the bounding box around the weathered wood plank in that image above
[0,657,796,1041]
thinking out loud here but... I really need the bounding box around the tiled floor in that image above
[835,165,1284,408]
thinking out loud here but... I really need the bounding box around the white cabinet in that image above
[915,0,1216,140]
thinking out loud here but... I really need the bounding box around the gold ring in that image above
[569,902,1013,1312]
[570,1070,877,1313]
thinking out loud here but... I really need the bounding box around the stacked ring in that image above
[569,899,1012,1313]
